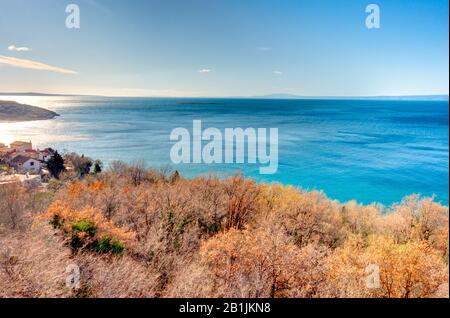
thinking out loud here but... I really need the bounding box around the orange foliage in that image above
[259,184,344,248]
[174,228,329,298]
[327,235,448,298]
[2,163,447,298]
[88,181,106,193]
[42,198,135,250]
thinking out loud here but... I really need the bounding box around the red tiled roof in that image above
[10,155,35,165]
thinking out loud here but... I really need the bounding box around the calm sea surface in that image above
[1,96,448,206]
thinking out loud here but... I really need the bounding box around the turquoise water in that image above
[1,96,448,206]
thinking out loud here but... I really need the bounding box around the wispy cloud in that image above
[8,45,31,52]
[257,47,272,51]
[0,55,78,75]
[198,69,212,74]
[273,70,282,75]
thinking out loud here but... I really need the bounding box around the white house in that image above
[9,155,42,173]
[38,149,53,162]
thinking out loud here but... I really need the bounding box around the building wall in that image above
[10,142,32,151]
[15,159,41,173]
[39,153,51,162]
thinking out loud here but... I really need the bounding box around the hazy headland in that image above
[0,100,59,122]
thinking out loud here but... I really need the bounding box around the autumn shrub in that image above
[3,162,447,298]
[41,193,135,255]
[222,175,261,230]
[168,228,330,298]
[368,236,448,298]
[340,200,383,238]
[258,184,344,248]
[326,234,449,298]
[0,182,28,230]
[381,195,449,259]
[70,254,159,298]
[0,222,72,297]
[44,176,225,293]
[108,160,166,186]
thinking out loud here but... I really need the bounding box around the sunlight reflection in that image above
[0,119,89,148]
[0,95,77,110]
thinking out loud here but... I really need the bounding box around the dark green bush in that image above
[95,236,124,255]
[70,220,97,251]
[72,220,97,237]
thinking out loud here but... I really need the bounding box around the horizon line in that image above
[0,92,449,100]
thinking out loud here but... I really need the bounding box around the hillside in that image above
[0,100,59,122]
[0,161,448,298]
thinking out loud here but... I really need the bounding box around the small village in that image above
[0,140,54,187]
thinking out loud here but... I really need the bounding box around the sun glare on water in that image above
[0,121,37,146]
[1,95,83,147]
[0,95,57,109]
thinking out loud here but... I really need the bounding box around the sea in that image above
[0,95,448,206]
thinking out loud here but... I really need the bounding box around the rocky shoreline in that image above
[0,100,59,122]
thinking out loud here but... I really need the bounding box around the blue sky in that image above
[0,0,448,97]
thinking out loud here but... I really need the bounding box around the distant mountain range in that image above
[252,93,450,101]
[0,92,448,101]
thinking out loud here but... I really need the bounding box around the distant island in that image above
[177,102,224,105]
[0,100,59,122]
[252,93,450,101]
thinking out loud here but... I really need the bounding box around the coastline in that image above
[1,96,447,206]
[0,100,59,123]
